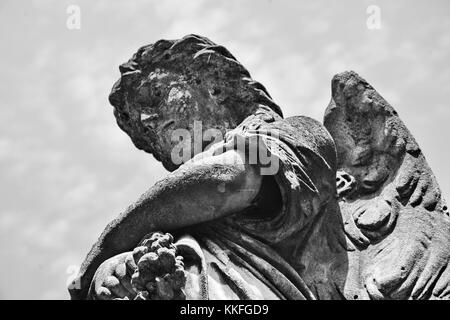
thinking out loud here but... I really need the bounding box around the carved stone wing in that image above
[324,71,450,299]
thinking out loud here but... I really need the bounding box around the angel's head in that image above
[108,34,282,171]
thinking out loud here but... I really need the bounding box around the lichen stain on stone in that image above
[167,87,192,103]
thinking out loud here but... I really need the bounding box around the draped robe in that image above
[152,106,339,300]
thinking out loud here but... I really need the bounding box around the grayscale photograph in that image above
[0,0,449,307]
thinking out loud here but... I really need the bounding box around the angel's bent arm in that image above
[70,147,262,299]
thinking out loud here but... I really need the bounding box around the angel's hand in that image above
[88,252,137,300]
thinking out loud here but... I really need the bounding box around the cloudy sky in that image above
[0,0,449,299]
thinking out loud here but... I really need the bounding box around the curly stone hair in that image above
[109,34,282,117]
[108,34,283,170]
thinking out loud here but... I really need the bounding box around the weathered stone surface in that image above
[70,35,283,300]
[325,71,450,299]
[71,36,450,301]
[108,34,281,171]
[126,232,186,300]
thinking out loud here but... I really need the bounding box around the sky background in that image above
[0,0,449,299]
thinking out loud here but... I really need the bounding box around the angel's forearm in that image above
[73,155,262,299]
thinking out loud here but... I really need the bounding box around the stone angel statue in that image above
[68,35,450,300]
